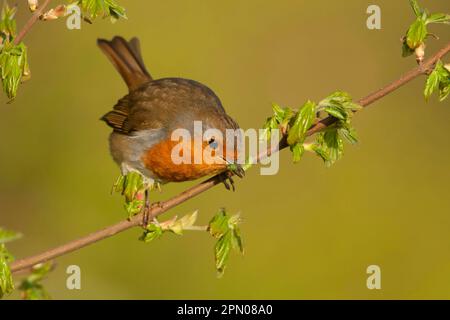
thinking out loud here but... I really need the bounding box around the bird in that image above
[97,36,244,221]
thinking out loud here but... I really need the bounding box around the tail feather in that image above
[97,36,152,91]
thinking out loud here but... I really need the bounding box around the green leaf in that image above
[318,91,361,121]
[426,13,450,24]
[314,128,344,167]
[339,124,358,145]
[406,18,427,49]
[208,208,230,239]
[0,227,22,244]
[74,0,127,22]
[262,104,295,139]
[424,60,450,101]
[0,244,14,298]
[0,2,17,41]
[439,80,450,101]
[409,0,422,17]
[311,143,330,162]
[112,171,149,218]
[19,262,52,300]
[208,209,243,277]
[139,223,163,243]
[290,143,305,163]
[0,42,30,100]
[262,116,278,140]
[287,100,316,146]
[424,66,441,100]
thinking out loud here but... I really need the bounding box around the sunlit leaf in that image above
[208,209,243,277]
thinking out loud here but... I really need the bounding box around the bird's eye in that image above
[208,137,218,149]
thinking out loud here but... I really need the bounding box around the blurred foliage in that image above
[19,262,52,300]
[0,227,21,298]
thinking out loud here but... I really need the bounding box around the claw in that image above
[219,172,237,192]
[222,177,231,190]
[229,176,235,192]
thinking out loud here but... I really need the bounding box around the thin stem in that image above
[9,42,450,274]
[14,0,52,45]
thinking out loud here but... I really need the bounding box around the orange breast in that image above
[142,139,227,182]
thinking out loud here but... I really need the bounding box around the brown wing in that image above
[100,96,133,134]
[102,78,232,134]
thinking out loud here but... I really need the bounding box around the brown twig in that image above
[9,42,450,274]
[13,0,52,45]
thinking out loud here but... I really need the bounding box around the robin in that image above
[97,36,244,221]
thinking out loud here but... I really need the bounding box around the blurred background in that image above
[1,0,450,299]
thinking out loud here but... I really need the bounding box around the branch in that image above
[10,41,450,274]
[13,0,52,45]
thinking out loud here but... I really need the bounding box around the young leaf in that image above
[208,209,243,277]
[406,18,427,50]
[424,66,441,100]
[74,0,127,22]
[166,211,199,235]
[214,230,233,277]
[318,91,361,121]
[139,211,201,240]
[339,124,359,145]
[19,262,52,300]
[424,60,450,101]
[0,227,22,244]
[0,2,17,40]
[439,81,450,101]
[0,244,14,298]
[426,13,450,24]
[287,100,316,146]
[0,42,30,100]
[208,208,230,239]
[409,0,422,17]
[313,128,344,167]
[262,104,295,139]
[139,223,163,243]
[113,171,149,218]
[290,143,305,163]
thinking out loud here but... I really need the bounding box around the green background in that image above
[1,0,450,299]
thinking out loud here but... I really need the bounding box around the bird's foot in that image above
[141,201,164,227]
[219,172,236,192]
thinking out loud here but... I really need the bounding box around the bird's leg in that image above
[142,189,151,227]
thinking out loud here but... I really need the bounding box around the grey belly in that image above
[109,129,165,181]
